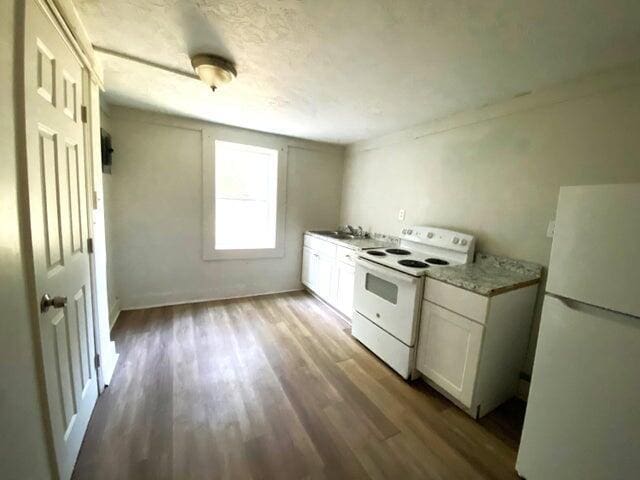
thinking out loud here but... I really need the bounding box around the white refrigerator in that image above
[516,183,640,479]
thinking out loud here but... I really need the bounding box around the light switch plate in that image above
[546,220,555,238]
[398,209,405,221]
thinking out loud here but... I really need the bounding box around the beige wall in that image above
[0,1,54,477]
[108,107,344,309]
[341,65,640,372]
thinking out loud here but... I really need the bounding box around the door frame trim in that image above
[42,0,104,88]
[82,67,105,393]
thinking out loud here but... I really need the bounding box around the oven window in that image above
[365,273,398,304]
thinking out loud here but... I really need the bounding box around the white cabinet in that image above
[302,234,355,320]
[315,253,334,300]
[416,278,538,418]
[302,246,333,300]
[417,301,483,408]
[333,261,355,317]
[302,247,316,290]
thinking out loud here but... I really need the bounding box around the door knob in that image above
[41,294,67,313]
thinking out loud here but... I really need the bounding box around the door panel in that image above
[39,125,64,270]
[66,140,83,253]
[36,38,56,103]
[62,70,78,121]
[73,287,92,390]
[51,309,77,433]
[25,1,98,479]
[417,301,483,407]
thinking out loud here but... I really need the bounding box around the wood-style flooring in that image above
[73,291,525,480]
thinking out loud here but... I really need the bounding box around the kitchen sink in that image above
[309,230,359,240]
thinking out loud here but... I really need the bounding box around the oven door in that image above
[353,258,424,346]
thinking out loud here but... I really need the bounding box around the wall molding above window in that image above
[201,128,288,261]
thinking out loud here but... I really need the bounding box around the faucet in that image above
[343,225,367,238]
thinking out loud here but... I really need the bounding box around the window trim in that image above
[202,129,288,261]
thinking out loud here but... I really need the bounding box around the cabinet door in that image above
[302,247,313,287]
[417,301,483,407]
[334,261,355,319]
[302,247,319,291]
[315,253,334,300]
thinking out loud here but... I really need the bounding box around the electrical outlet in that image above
[398,209,405,221]
[546,220,555,238]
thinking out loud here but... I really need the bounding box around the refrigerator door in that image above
[516,294,640,480]
[546,183,640,318]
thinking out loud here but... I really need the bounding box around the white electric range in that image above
[352,226,476,378]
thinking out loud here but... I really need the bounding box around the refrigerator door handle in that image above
[547,293,640,320]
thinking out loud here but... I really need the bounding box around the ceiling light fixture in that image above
[191,54,236,92]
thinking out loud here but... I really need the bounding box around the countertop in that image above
[305,231,395,250]
[426,253,543,297]
[306,231,542,296]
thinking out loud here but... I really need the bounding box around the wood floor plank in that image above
[72,291,524,480]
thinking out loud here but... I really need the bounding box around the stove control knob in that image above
[453,237,460,245]
[427,232,434,239]
[407,229,413,235]
[460,239,468,246]
[402,229,407,234]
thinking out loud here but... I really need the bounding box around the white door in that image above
[334,261,355,318]
[417,301,483,408]
[24,1,98,478]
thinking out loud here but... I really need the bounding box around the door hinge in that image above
[81,105,88,123]
[87,237,94,254]
[94,354,101,369]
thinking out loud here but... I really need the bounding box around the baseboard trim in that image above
[120,288,305,312]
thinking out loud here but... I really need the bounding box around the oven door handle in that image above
[355,257,421,284]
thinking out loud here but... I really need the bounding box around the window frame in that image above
[202,129,288,261]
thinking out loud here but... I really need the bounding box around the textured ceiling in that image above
[76,0,640,144]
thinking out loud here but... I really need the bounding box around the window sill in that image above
[203,246,285,261]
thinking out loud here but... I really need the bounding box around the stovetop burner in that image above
[425,258,449,265]
[367,250,386,257]
[386,248,411,255]
[398,259,429,268]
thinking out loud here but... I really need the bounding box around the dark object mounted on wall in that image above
[101,128,114,174]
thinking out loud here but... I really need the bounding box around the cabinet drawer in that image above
[336,245,356,266]
[424,278,488,324]
[304,234,337,257]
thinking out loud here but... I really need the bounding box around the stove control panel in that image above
[401,226,476,255]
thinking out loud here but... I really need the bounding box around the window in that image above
[214,141,278,250]
[202,134,287,260]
